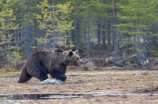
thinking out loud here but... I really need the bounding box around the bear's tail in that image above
[18,66,32,83]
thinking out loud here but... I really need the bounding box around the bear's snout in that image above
[80,59,83,64]
[78,59,83,66]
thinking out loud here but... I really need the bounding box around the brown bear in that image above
[18,48,83,83]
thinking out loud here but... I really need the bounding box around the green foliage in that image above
[0,0,158,68]
[35,1,74,50]
[9,50,22,66]
[80,52,87,58]
[152,51,158,57]
[150,41,158,57]
[116,0,158,54]
[0,0,21,67]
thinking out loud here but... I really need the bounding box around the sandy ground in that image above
[1,67,158,104]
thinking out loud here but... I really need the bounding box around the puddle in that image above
[0,93,84,100]
[1,92,158,101]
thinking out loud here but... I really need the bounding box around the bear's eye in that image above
[77,57,79,60]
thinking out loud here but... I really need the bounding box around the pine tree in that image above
[35,0,74,50]
[116,0,158,66]
[0,0,20,67]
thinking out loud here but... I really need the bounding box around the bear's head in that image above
[65,50,83,66]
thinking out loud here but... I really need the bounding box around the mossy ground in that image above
[0,67,158,104]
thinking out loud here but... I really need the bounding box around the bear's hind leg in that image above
[30,63,48,81]
[18,67,32,83]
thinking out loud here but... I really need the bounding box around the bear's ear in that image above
[74,50,78,54]
[55,48,64,52]
[68,51,73,57]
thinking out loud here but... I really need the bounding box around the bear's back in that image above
[26,50,69,69]
[26,50,52,69]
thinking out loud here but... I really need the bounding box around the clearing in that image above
[0,66,158,104]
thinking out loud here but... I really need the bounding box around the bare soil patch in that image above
[1,67,158,103]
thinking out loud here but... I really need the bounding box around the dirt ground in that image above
[1,66,158,104]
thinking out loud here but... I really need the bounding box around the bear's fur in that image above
[18,49,83,83]
[54,48,64,52]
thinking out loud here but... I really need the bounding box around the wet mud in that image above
[1,92,158,101]
[1,69,158,103]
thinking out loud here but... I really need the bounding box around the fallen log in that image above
[107,55,136,67]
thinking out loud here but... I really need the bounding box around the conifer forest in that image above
[0,0,158,68]
[2,1,158,103]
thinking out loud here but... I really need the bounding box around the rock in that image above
[85,61,95,67]
[40,79,64,85]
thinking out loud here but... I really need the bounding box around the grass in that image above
[1,68,158,103]
[0,68,20,78]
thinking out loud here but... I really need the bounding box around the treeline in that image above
[0,0,158,68]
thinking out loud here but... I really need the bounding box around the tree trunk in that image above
[52,3,55,50]
[25,0,32,58]
[102,21,106,48]
[107,19,111,46]
[87,0,90,58]
[97,20,101,50]
[26,23,32,58]
[66,30,69,45]
[76,0,79,54]
[112,0,117,57]
[66,18,69,45]
[84,28,86,43]
[71,19,75,45]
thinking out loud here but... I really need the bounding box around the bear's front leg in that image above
[49,64,67,81]
[50,71,67,81]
